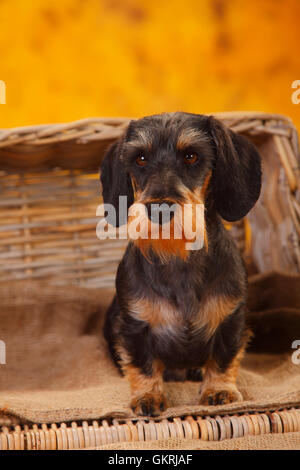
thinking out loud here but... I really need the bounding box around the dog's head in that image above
[100,112,261,259]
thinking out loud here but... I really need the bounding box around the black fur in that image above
[208,116,262,222]
[100,140,134,226]
[100,112,262,412]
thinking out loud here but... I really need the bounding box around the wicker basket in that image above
[0,112,299,288]
[1,408,300,450]
[0,111,300,450]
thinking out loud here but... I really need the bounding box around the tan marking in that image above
[126,129,153,151]
[177,184,208,251]
[115,343,167,415]
[130,175,138,195]
[128,297,182,329]
[191,295,242,339]
[124,359,166,416]
[200,172,211,250]
[124,359,164,399]
[128,180,209,262]
[201,172,211,200]
[176,127,209,150]
[199,343,247,405]
[135,235,190,263]
[203,345,245,385]
[115,341,132,368]
[128,195,190,262]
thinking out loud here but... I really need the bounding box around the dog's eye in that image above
[184,153,198,165]
[136,155,147,167]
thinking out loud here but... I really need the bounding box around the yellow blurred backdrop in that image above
[0,0,299,129]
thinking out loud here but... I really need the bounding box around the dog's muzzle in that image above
[145,200,176,225]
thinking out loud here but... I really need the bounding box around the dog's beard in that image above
[127,195,207,263]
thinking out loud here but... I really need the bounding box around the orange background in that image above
[0,0,299,129]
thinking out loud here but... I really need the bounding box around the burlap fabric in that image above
[0,272,300,447]
[91,432,300,450]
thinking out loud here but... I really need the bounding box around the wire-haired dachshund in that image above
[100,112,261,416]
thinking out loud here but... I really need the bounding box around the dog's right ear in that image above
[100,138,134,227]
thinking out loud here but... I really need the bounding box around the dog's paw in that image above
[131,393,167,417]
[199,386,242,406]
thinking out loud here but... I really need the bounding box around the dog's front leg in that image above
[199,349,244,406]
[122,356,167,416]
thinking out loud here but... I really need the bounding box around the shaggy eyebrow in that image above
[125,129,153,151]
[176,127,209,150]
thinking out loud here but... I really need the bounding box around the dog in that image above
[100,112,261,416]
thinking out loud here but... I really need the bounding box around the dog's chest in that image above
[129,294,208,340]
[146,298,212,368]
[128,288,237,369]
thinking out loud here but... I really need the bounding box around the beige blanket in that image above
[0,272,300,426]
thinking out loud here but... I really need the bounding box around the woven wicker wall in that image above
[0,112,299,287]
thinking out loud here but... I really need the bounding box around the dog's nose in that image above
[145,200,175,225]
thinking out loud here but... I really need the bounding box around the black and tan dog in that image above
[100,112,261,416]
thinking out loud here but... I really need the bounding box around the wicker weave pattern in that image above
[0,169,126,287]
[0,112,299,286]
[1,408,299,450]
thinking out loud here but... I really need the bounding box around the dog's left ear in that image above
[207,116,262,222]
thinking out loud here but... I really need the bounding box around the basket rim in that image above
[0,110,296,156]
[0,406,299,450]
[0,110,293,133]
